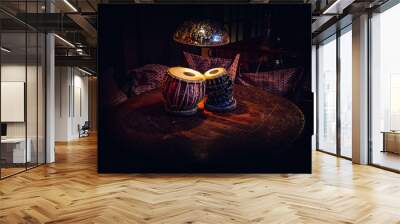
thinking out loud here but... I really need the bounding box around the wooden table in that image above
[108,85,305,164]
[381,131,400,154]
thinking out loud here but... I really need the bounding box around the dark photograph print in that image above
[98,4,312,173]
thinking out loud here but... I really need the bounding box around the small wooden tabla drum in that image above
[204,67,237,112]
[162,67,206,116]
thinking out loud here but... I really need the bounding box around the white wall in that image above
[72,73,89,138]
[1,64,41,137]
[1,65,27,139]
[55,66,89,141]
[312,45,317,150]
[1,63,46,164]
[55,66,70,141]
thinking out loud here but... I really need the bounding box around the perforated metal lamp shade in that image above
[173,20,230,47]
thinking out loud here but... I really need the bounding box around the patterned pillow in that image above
[129,64,169,96]
[183,52,240,81]
[237,68,298,97]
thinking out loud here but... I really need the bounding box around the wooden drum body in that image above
[162,67,206,116]
[204,68,237,112]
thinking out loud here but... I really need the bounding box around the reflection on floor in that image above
[0,162,41,179]
[373,150,400,171]
[0,167,25,178]
[0,135,400,223]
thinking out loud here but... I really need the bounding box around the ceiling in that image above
[0,0,391,72]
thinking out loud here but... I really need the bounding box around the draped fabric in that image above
[183,52,240,81]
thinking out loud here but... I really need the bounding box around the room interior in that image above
[0,0,400,223]
[98,4,312,172]
[0,30,46,178]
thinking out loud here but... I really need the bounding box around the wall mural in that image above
[98,4,312,173]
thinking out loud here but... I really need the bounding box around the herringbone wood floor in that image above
[1,135,400,224]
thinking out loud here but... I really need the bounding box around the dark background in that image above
[98,4,312,173]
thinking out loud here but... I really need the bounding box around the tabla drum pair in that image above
[162,67,236,116]
[204,68,237,112]
[162,67,206,116]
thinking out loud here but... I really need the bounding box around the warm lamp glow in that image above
[173,20,230,47]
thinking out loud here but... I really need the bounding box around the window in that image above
[339,28,352,158]
[370,3,400,171]
[0,1,46,179]
[317,36,337,154]
[317,25,353,159]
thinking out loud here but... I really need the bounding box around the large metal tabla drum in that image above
[162,67,206,116]
[204,67,237,112]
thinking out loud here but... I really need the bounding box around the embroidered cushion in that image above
[237,68,298,97]
[129,64,169,96]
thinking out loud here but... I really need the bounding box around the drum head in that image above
[168,67,205,82]
[204,67,227,80]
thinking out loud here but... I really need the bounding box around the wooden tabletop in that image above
[109,84,305,162]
